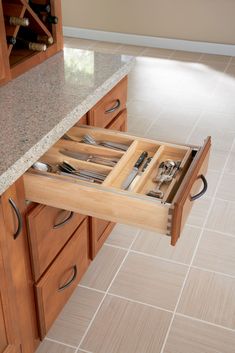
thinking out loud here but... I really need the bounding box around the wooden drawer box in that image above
[27,205,85,281]
[35,217,90,338]
[88,77,127,128]
[24,126,211,246]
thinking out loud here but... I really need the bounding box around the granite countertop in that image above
[0,48,135,195]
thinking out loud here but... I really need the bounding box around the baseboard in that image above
[63,26,235,56]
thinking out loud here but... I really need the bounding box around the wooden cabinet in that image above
[0,0,63,85]
[0,179,38,353]
[88,76,127,128]
[27,204,86,281]
[0,216,20,353]
[35,217,90,338]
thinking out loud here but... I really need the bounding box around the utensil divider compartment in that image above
[134,144,191,199]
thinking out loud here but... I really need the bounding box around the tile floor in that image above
[36,37,235,353]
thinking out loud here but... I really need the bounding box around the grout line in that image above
[107,292,174,314]
[129,249,188,267]
[103,242,128,251]
[45,337,77,349]
[159,136,235,353]
[78,284,105,294]
[191,265,235,280]
[176,313,235,332]
[75,229,141,352]
[203,227,235,238]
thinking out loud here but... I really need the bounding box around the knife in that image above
[122,151,148,190]
[128,156,153,190]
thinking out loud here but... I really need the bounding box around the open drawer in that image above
[23,125,211,245]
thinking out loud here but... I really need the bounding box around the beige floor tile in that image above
[127,115,155,135]
[216,173,235,201]
[188,126,235,152]
[142,47,173,58]
[131,225,201,264]
[63,37,95,49]
[208,148,228,171]
[194,230,235,276]
[226,64,235,78]
[47,287,104,346]
[164,315,235,353]
[105,224,139,248]
[92,41,121,50]
[81,295,172,353]
[115,44,146,56]
[199,111,235,132]
[81,245,127,291]
[36,340,75,353]
[205,170,221,197]
[109,252,188,310]
[145,120,191,144]
[200,53,231,63]
[206,199,235,234]
[225,149,235,174]
[178,268,235,328]
[171,50,202,62]
[186,197,212,227]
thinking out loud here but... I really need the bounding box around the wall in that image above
[61,0,235,45]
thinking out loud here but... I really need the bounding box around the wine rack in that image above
[0,0,63,85]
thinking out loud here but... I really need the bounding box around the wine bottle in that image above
[40,14,58,24]
[29,1,51,14]
[6,16,29,27]
[19,28,53,45]
[16,37,47,52]
[6,36,17,45]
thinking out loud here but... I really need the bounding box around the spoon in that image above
[32,161,53,172]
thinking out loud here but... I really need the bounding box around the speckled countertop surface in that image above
[0,48,135,195]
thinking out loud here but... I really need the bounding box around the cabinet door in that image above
[1,179,39,353]
[0,209,20,353]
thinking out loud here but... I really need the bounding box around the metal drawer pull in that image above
[105,99,121,114]
[53,211,74,229]
[58,265,77,291]
[8,198,23,240]
[190,175,208,201]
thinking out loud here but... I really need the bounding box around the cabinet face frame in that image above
[0,1,10,84]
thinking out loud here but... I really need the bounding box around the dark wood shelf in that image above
[0,0,63,85]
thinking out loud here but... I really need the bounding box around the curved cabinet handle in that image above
[58,265,77,291]
[190,175,208,201]
[8,198,23,240]
[53,211,74,229]
[105,99,121,114]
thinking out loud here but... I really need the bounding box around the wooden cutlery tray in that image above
[24,125,211,245]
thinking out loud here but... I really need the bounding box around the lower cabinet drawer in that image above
[24,125,211,246]
[27,204,85,281]
[88,77,127,128]
[35,217,90,338]
[90,217,115,258]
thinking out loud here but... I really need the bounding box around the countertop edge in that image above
[0,57,135,195]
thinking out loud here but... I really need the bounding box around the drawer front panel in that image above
[27,205,85,280]
[88,77,127,128]
[35,218,90,338]
[170,138,211,245]
[107,109,127,132]
[24,126,211,246]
